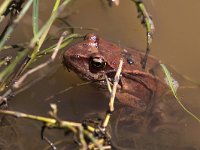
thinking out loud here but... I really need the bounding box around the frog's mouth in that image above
[62,56,73,73]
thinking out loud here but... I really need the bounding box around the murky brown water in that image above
[1,0,200,149]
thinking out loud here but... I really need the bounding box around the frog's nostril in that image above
[84,33,98,41]
[74,54,80,59]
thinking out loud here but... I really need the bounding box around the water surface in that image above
[0,0,200,149]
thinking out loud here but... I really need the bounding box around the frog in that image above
[63,33,168,113]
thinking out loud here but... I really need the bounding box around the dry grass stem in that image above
[102,59,123,129]
[105,75,112,93]
[0,109,81,128]
[109,59,123,112]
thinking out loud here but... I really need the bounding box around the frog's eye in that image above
[90,57,106,70]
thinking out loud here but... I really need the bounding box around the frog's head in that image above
[63,33,122,81]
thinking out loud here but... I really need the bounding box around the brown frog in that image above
[63,33,168,112]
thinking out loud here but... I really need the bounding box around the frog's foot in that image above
[114,92,153,132]
[112,107,149,138]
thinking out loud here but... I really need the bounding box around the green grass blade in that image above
[0,0,12,23]
[0,49,29,84]
[0,0,72,86]
[0,0,34,51]
[161,64,177,97]
[161,64,200,123]
[0,0,12,16]
[37,33,82,56]
[24,0,72,71]
[32,0,39,37]
[52,0,61,12]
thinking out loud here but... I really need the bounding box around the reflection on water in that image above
[0,0,200,149]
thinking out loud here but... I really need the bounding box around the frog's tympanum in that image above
[63,33,168,112]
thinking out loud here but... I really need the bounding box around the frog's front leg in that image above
[116,92,147,113]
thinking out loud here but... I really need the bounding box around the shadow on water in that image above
[0,0,200,149]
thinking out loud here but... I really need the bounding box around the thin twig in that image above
[0,109,81,128]
[45,81,92,101]
[102,59,123,129]
[109,59,123,112]
[105,75,112,93]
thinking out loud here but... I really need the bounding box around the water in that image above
[0,0,200,149]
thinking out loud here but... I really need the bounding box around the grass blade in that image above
[32,0,39,37]
[0,0,12,23]
[0,0,73,87]
[24,0,72,71]
[0,0,34,50]
[161,64,200,123]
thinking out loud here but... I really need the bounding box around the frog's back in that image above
[96,36,160,73]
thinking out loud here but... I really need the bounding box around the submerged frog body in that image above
[63,33,168,112]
